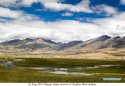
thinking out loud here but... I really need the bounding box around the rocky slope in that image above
[1,35,125,52]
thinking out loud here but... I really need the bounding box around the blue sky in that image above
[8,0,125,22]
[0,0,125,42]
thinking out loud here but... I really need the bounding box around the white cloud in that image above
[92,5,118,16]
[0,6,125,43]
[0,7,23,18]
[0,0,92,13]
[1,0,125,43]
[69,0,92,12]
[40,0,92,12]
[0,0,17,7]
[102,5,118,15]
[121,0,125,5]
[1,0,119,15]
[93,12,125,37]
[0,7,104,43]
[20,0,40,6]
[0,18,105,42]
[61,12,73,16]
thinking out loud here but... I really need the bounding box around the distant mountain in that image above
[0,38,83,51]
[85,35,111,44]
[57,40,83,50]
[56,35,125,50]
[0,38,54,51]
[1,35,125,52]
[102,36,125,48]
[60,35,112,50]
[76,35,125,50]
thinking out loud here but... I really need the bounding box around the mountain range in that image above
[0,35,125,53]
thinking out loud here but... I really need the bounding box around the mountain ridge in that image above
[0,35,125,52]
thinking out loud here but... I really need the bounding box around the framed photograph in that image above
[0,0,125,86]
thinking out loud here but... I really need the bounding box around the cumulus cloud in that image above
[121,0,125,5]
[92,5,118,16]
[0,0,118,15]
[93,12,125,37]
[0,7,23,18]
[61,12,73,16]
[0,7,104,42]
[0,0,17,7]
[0,0,125,43]
[0,0,92,13]
[40,0,92,12]
[0,15,104,42]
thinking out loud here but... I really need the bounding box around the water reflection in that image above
[19,65,119,76]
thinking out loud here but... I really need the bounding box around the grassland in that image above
[0,54,125,82]
[13,58,125,68]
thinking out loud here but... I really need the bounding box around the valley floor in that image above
[0,53,125,82]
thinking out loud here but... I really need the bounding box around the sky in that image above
[0,0,125,42]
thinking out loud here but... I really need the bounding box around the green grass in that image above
[84,66,125,73]
[66,66,125,74]
[1,57,125,82]
[13,58,125,68]
[0,66,125,82]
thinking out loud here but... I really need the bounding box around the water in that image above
[48,71,98,76]
[19,65,119,76]
[0,60,120,76]
[0,61,15,68]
